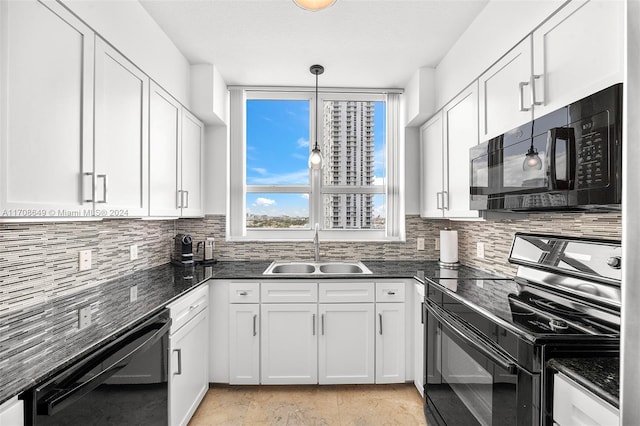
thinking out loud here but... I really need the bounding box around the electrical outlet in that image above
[477,242,485,259]
[130,244,138,261]
[435,238,440,250]
[130,285,138,302]
[417,237,425,251]
[78,250,92,271]
[78,306,91,329]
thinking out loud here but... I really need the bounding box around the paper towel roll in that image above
[440,229,459,264]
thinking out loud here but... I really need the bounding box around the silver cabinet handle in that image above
[519,80,531,112]
[96,174,108,203]
[174,349,182,375]
[239,291,248,296]
[312,314,316,336]
[531,74,543,106]
[436,192,443,210]
[189,303,200,311]
[387,291,396,296]
[83,172,95,202]
[176,190,183,208]
[321,314,325,335]
[184,190,189,208]
[442,190,449,210]
[252,314,257,336]
[378,313,383,335]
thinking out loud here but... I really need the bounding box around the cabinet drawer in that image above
[167,285,209,333]
[319,282,374,303]
[261,282,317,303]
[553,373,619,426]
[229,282,260,303]
[376,282,405,302]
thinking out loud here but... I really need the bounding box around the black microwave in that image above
[470,83,622,211]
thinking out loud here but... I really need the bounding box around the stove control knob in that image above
[607,256,622,269]
[549,319,569,331]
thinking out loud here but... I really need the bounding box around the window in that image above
[229,88,404,241]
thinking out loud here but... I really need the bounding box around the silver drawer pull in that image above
[189,303,200,311]
[174,349,182,375]
[387,291,396,295]
[239,291,248,296]
[378,313,383,335]
[312,314,316,336]
[253,314,257,336]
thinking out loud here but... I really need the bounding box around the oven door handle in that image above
[38,315,172,416]
[426,301,518,374]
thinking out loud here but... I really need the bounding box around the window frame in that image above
[228,87,404,242]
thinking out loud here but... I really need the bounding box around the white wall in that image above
[404,127,421,215]
[435,0,565,109]
[62,0,191,107]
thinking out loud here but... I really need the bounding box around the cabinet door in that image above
[94,37,149,217]
[229,304,260,385]
[532,0,624,118]
[260,304,318,384]
[170,310,209,426]
[419,112,444,218]
[479,36,533,141]
[553,373,619,426]
[180,110,204,217]
[443,82,481,219]
[149,82,181,217]
[413,285,425,397]
[318,303,374,385]
[0,0,94,215]
[375,302,405,384]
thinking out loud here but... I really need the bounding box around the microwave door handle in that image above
[426,301,518,374]
[547,127,575,190]
[41,318,171,416]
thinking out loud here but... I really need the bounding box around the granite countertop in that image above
[548,357,620,408]
[1,258,455,404]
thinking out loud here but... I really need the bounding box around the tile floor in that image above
[189,384,427,425]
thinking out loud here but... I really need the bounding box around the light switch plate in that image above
[477,242,485,259]
[130,245,138,261]
[435,238,440,250]
[417,237,425,251]
[78,250,92,271]
[130,285,138,302]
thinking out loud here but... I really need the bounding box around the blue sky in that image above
[246,99,386,218]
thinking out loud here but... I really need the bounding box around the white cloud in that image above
[251,167,268,175]
[249,169,309,185]
[301,194,309,200]
[255,197,276,207]
[297,137,309,148]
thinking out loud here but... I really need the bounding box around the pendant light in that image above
[308,64,324,170]
[293,0,336,11]
[523,141,542,171]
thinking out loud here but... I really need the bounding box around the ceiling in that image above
[139,0,489,89]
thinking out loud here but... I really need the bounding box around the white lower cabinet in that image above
[229,303,260,384]
[0,396,23,426]
[318,303,375,384]
[168,286,209,426]
[553,373,619,426]
[375,302,406,383]
[260,303,318,384]
[413,282,425,397]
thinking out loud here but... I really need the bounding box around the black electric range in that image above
[423,233,621,426]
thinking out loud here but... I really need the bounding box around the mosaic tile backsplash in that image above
[0,212,621,315]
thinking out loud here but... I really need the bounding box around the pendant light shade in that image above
[523,144,542,171]
[293,0,336,11]
[309,64,324,170]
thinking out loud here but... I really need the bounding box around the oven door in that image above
[424,301,538,426]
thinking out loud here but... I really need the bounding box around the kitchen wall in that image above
[0,220,175,316]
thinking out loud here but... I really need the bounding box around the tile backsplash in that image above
[0,212,622,315]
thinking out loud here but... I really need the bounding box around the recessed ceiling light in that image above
[293,0,337,12]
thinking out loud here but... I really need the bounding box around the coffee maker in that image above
[196,237,216,264]
[172,234,194,267]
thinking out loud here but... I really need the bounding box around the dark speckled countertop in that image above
[4,259,478,404]
[548,357,620,408]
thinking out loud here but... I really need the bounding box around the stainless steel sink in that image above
[263,261,372,275]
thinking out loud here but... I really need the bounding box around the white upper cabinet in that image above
[0,0,94,215]
[94,37,149,217]
[479,36,533,142]
[149,82,181,217]
[532,0,624,118]
[420,82,480,219]
[180,110,204,217]
[419,112,444,218]
[442,82,481,218]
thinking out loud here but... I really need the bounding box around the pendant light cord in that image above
[314,71,319,150]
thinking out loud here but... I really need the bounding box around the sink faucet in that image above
[313,223,320,262]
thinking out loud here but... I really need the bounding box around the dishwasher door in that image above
[25,310,171,426]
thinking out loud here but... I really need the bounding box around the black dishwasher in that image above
[23,310,171,425]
